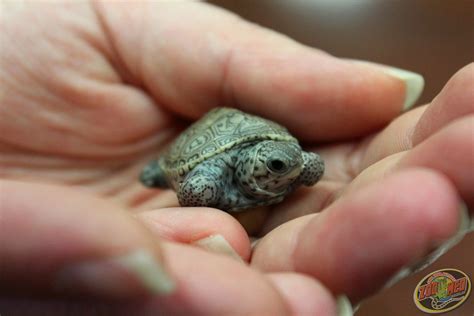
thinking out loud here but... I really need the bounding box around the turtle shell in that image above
[161,107,298,182]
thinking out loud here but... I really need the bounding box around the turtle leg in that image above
[177,158,226,208]
[297,151,325,186]
[140,159,169,188]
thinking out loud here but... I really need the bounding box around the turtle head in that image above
[236,141,303,197]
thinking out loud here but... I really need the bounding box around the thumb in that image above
[0,180,175,299]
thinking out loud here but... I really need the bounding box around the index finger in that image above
[95,1,424,141]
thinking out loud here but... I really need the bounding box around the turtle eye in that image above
[267,159,288,173]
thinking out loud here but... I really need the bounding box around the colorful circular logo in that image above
[413,268,471,313]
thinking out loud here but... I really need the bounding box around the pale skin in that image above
[0,1,473,315]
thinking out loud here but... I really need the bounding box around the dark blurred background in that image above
[208,1,473,315]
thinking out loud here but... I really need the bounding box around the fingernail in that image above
[384,202,470,289]
[336,295,353,316]
[250,237,261,250]
[459,202,472,233]
[55,249,175,298]
[380,65,424,111]
[192,234,243,262]
[350,60,424,111]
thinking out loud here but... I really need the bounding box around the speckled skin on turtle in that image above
[140,107,324,212]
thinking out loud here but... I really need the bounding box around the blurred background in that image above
[208,1,473,315]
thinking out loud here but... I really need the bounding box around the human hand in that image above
[1,1,472,315]
[251,58,473,301]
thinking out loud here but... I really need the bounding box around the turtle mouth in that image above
[240,174,288,198]
[258,170,300,192]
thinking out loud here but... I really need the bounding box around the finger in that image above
[136,207,251,261]
[0,244,295,316]
[335,116,473,207]
[399,116,474,207]
[267,273,337,316]
[251,169,462,302]
[412,63,474,146]
[0,180,174,299]
[355,105,426,170]
[94,1,423,141]
[356,63,473,170]
[136,242,292,315]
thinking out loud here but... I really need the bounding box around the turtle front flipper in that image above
[140,159,169,188]
[177,157,226,208]
[297,151,325,186]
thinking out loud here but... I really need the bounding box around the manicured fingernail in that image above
[192,234,243,262]
[55,249,175,297]
[350,60,424,111]
[384,202,470,289]
[380,65,424,111]
[336,295,353,316]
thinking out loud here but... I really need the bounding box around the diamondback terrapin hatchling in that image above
[140,107,324,212]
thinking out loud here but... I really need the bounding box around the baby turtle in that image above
[140,107,324,212]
